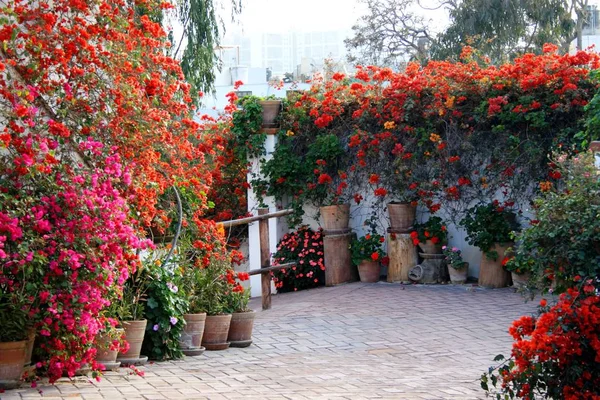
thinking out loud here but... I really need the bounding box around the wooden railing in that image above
[219,208,295,310]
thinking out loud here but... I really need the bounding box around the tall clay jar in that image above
[478,243,513,288]
[227,310,256,348]
[387,202,416,232]
[117,320,147,360]
[0,340,27,386]
[202,314,232,351]
[320,204,350,231]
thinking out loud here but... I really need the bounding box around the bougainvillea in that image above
[272,227,325,292]
[244,45,600,225]
[482,280,600,399]
[0,0,235,381]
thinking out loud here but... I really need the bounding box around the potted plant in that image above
[410,216,448,254]
[461,202,520,288]
[502,251,533,290]
[349,233,385,283]
[179,266,208,356]
[191,258,233,351]
[114,267,148,363]
[93,316,125,371]
[442,246,469,284]
[0,292,31,388]
[225,273,255,348]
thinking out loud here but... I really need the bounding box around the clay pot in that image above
[320,204,350,231]
[24,329,35,366]
[478,243,513,288]
[357,260,380,283]
[228,311,256,348]
[387,202,416,232]
[448,262,469,284]
[0,340,27,383]
[259,100,282,128]
[511,271,531,289]
[95,328,124,364]
[117,320,147,360]
[179,313,206,353]
[419,240,443,255]
[202,314,232,351]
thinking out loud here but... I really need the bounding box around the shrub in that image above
[481,280,600,400]
[410,216,448,246]
[272,227,325,292]
[349,233,386,265]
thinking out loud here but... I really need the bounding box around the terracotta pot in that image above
[202,314,232,351]
[24,329,35,366]
[448,262,469,284]
[117,320,147,360]
[478,243,513,288]
[228,311,256,348]
[387,202,416,232]
[419,240,443,255]
[357,260,380,283]
[179,313,206,351]
[511,271,531,289]
[320,204,350,231]
[259,100,282,128]
[0,340,27,382]
[95,329,124,363]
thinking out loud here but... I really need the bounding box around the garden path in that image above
[3,282,539,400]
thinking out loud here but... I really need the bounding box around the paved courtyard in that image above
[3,282,540,400]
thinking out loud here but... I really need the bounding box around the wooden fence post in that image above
[258,208,271,310]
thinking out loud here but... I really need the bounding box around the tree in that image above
[345,0,434,69]
[431,0,586,63]
[170,0,242,101]
[346,0,589,68]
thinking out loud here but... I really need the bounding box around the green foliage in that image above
[183,259,232,315]
[231,95,267,160]
[349,233,385,265]
[0,291,30,342]
[411,216,448,244]
[224,289,250,313]
[507,152,600,293]
[461,202,520,259]
[141,260,188,361]
[442,246,467,269]
[112,266,148,322]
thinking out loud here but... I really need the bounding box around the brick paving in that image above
[2,282,540,400]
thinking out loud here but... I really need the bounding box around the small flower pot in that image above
[419,240,443,255]
[202,314,232,351]
[357,260,380,283]
[228,311,256,348]
[95,328,123,370]
[259,100,282,128]
[0,340,27,388]
[320,204,350,231]
[511,271,531,289]
[117,320,147,360]
[179,313,206,356]
[448,262,469,284]
[387,202,416,232]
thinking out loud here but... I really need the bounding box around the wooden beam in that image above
[258,208,272,310]
[218,209,293,229]
[248,262,296,276]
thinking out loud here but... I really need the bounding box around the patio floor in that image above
[2,282,539,400]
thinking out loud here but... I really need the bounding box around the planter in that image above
[478,243,513,288]
[320,204,350,231]
[117,320,147,360]
[511,271,531,289]
[179,313,206,356]
[387,202,416,232]
[0,340,27,386]
[24,329,35,366]
[448,262,469,284]
[357,260,380,283]
[202,314,232,351]
[95,329,123,370]
[419,240,443,255]
[228,311,256,348]
[259,100,282,128]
